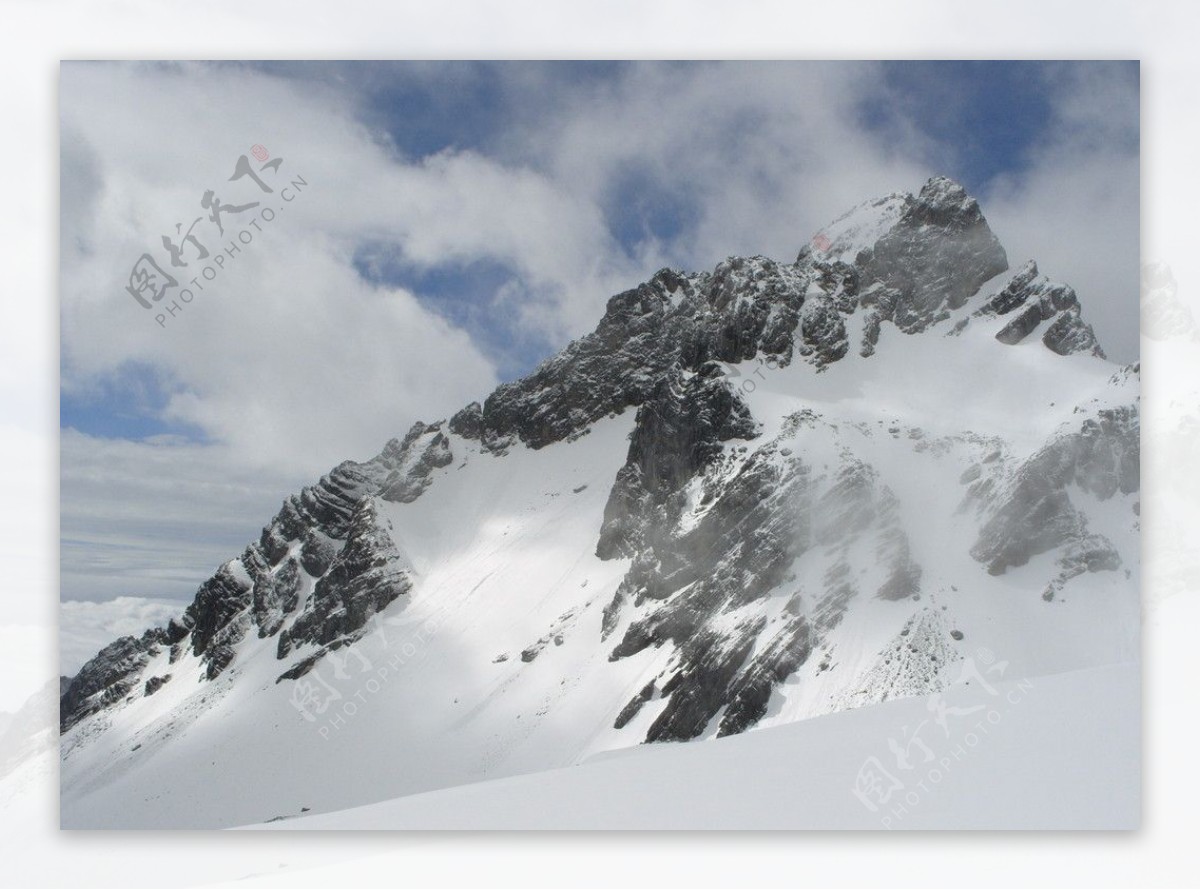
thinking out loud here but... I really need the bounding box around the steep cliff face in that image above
[60,423,449,731]
[966,258,1107,357]
[60,177,1139,828]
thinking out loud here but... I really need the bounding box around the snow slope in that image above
[243,662,1139,830]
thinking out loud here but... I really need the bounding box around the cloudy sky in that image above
[59,60,1139,619]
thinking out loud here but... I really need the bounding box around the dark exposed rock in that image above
[182,563,253,678]
[868,483,923,601]
[597,365,757,559]
[60,628,168,732]
[799,298,849,367]
[876,529,922,601]
[974,487,1084,577]
[274,635,362,683]
[971,405,1138,574]
[143,674,171,696]
[607,443,812,644]
[614,681,657,730]
[1042,307,1105,358]
[464,271,696,451]
[519,607,585,664]
[600,585,627,641]
[859,310,883,357]
[604,433,817,740]
[278,498,413,658]
[448,401,484,439]
[996,303,1048,345]
[979,259,1041,316]
[202,615,250,680]
[645,628,760,742]
[859,176,1009,334]
[276,651,324,683]
[977,260,1106,358]
[458,261,807,453]
[380,424,454,503]
[815,462,880,545]
[677,257,808,367]
[601,401,994,742]
[408,179,1016,461]
[1061,535,1123,574]
[253,557,302,638]
[813,566,856,633]
[1039,533,1124,604]
[716,616,811,737]
[298,529,338,578]
[164,616,190,645]
[263,441,408,552]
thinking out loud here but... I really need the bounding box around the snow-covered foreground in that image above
[244,662,1138,830]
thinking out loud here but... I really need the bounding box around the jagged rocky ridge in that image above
[956,259,1107,357]
[61,177,1138,759]
[61,424,451,730]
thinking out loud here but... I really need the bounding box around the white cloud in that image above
[60,429,305,602]
[60,63,507,477]
[982,64,1141,363]
[511,61,936,281]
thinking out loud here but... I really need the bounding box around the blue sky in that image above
[867,61,1057,186]
[60,362,209,441]
[59,60,1140,602]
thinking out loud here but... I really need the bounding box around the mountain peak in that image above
[917,173,971,205]
[905,175,988,231]
[802,175,989,266]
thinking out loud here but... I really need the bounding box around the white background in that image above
[1,1,1197,886]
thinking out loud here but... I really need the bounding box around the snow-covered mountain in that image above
[241,662,1139,830]
[59,176,1139,828]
